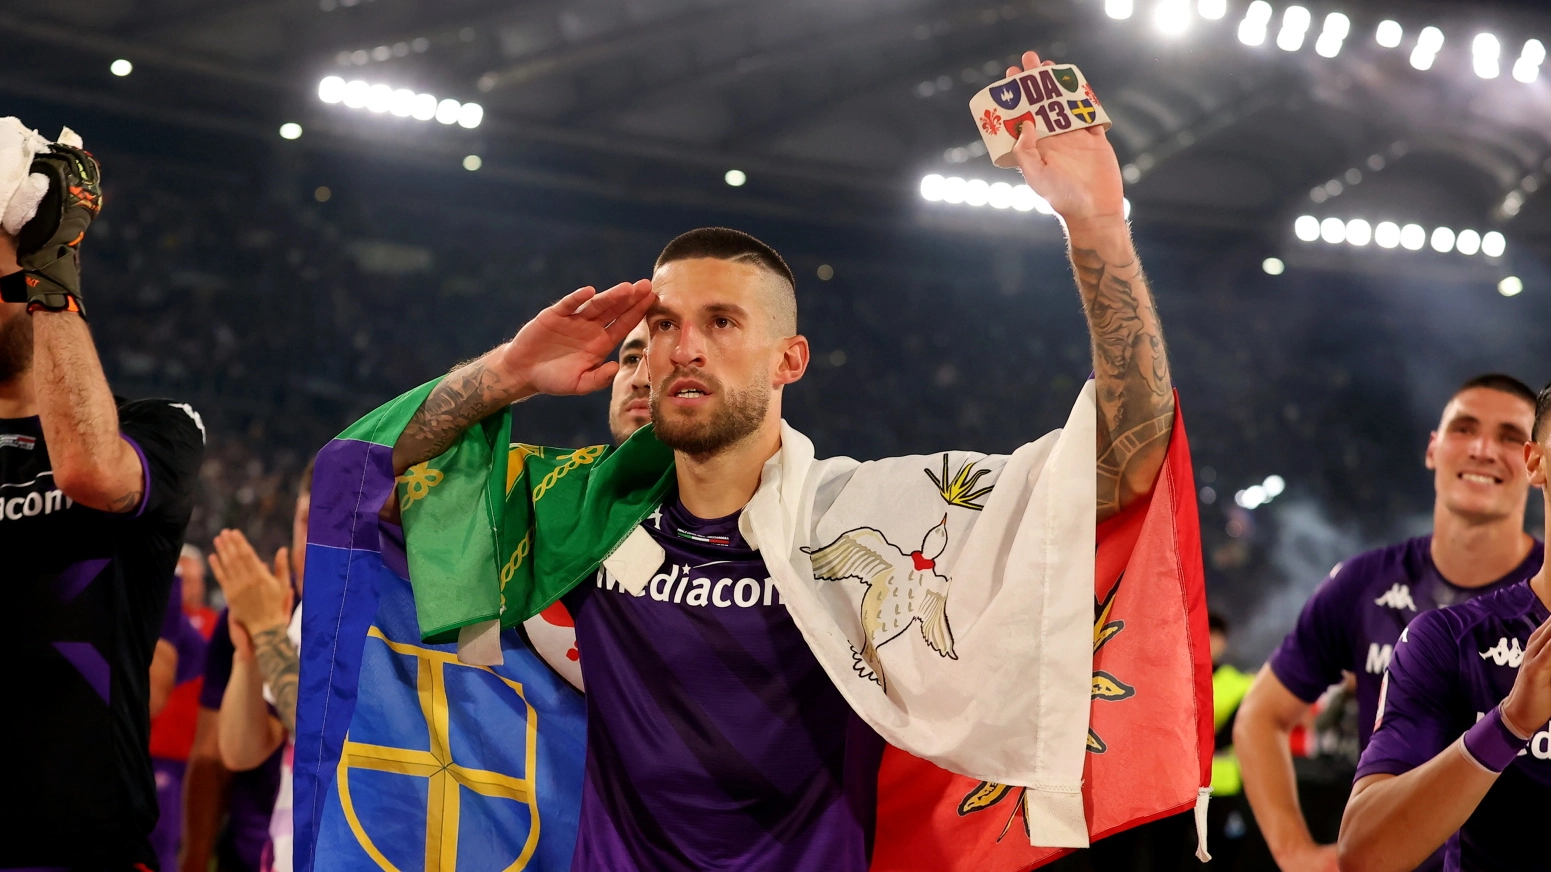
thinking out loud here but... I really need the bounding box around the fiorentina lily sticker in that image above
[968,63,1112,168]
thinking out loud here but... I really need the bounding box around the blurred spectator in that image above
[1209,613,1257,869]
[210,463,310,872]
[148,544,221,870]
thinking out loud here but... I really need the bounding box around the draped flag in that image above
[294,391,591,872]
[870,399,1213,870]
[296,379,1207,870]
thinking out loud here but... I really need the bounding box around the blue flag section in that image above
[296,438,587,872]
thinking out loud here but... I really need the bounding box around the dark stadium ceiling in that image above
[6,0,1551,242]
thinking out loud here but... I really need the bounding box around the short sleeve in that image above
[116,398,206,521]
[200,609,235,709]
[1268,566,1357,703]
[1355,610,1462,780]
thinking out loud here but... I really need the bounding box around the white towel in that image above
[0,119,83,236]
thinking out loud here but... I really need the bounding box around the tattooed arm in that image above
[1003,50,1172,521]
[391,280,657,476]
[1069,221,1174,520]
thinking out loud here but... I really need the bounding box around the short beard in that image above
[0,312,34,384]
[651,373,769,458]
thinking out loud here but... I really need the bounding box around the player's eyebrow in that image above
[620,338,646,354]
[1499,422,1531,442]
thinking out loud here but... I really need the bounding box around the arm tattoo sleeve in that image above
[250,626,300,734]
[1071,246,1175,518]
[391,355,513,475]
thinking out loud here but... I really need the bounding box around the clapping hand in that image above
[208,529,292,659]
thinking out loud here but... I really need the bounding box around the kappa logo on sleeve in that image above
[1480,637,1525,667]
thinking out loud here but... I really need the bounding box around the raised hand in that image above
[392,279,656,475]
[1501,616,1551,738]
[209,529,293,642]
[1005,51,1125,226]
[497,280,655,397]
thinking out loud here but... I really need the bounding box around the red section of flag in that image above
[870,399,1211,871]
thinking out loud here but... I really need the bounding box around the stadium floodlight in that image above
[941,176,967,204]
[1198,0,1227,21]
[456,102,484,129]
[1239,0,1272,46]
[1515,39,1547,83]
[1294,215,1321,241]
[1374,221,1401,248]
[463,154,482,171]
[1345,218,1372,246]
[1155,0,1192,35]
[1314,13,1350,58]
[1411,26,1444,70]
[1262,257,1285,275]
[1431,226,1456,253]
[964,179,990,207]
[1499,276,1524,297]
[1399,223,1426,250]
[1376,20,1403,48]
[724,169,747,187]
[365,83,392,113]
[1277,5,1312,51]
[1474,33,1501,79]
[318,76,346,103]
[389,88,416,117]
[435,98,462,124]
[920,174,946,201]
[278,122,302,140]
[1263,475,1285,497]
[1455,229,1482,255]
[343,79,369,108]
[110,59,133,77]
[411,93,437,121]
[1320,216,1346,244]
[1482,231,1507,258]
[1106,0,1134,20]
[1010,184,1038,212]
[988,181,1014,209]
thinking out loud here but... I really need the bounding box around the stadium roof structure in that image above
[5,0,1551,247]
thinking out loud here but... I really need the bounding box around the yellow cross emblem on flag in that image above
[336,627,542,871]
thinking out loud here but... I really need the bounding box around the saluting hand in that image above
[1005,51,1126,226]
[1501,615,1551,738]
[498,280,656,398]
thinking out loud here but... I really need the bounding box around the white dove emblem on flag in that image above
[804,516,957,691]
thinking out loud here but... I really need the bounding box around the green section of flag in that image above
[345,379,676,644]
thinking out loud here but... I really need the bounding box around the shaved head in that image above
[655,227,796,337]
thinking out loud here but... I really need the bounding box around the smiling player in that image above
[1338,380,1551,871]
[1236,374,1544,872]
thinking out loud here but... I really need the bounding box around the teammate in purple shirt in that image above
[385,49,1175,870]
[1236,374,1543,872]
[1339,382,1551,872]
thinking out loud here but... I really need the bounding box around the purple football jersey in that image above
[1269,535,1542,748]
[1358,581,1551,871]
[563,497,884,872]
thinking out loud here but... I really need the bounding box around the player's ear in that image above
[774,334,809,387]
[1526,442,1546,488]
[1424,430,1439,470]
